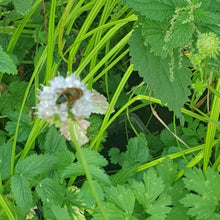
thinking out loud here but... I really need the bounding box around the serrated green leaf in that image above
[104,185,135,214]
[0,46,17,75]
[0,142,12,180]
[78,180,104,209]
[15,154,57,178]
[5,112,32,142]
[180,167,220,219]
[0,81,28,115]
[124,0,177,21]
[45,126,67,153]
[62,163,111,185]
[123,133,150,167]
[11,175,32,214]
[129,26,191,118]
[55,149,75,171]
[147,193,172,220]
[108,147,121,165]
[12,0,34,15]
[50,204,70,220]
[180,194,219,219]
[36,178,65,206]
[77,148,108,167]
[156,158,177,186]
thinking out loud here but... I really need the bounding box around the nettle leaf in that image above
[129,26,191,118]
[5,112,32,142]
[0,142,12,180]
[124,0,177,22]
[12,0,34,15]
[108,147,121,165]
[36,178,66,206]
[0,45,17,75]
[0,81,28,115]
[15,154,57,178]
[180,167,220,219]
[11,174,32,214]
[123,133,151,167]
[104,185,135,214]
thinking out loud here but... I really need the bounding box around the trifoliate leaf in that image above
[0,45,17,75]
[5,112,32,142]
[180,167,220,219]
[36,178,66,206]
[0,142,12,180]
[45,126,67,153]
[132,168,172,219]
[0,81,28,115]
[124,0,177,22]
[12,0,34,15]
[129,26,191,118]
[104,185,135,214]
[11,174,32,214]
[15,154,57,178]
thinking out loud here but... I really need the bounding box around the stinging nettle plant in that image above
[0,0,219,219]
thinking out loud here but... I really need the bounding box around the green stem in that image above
[69,123,108,220]
[0,194,15,220]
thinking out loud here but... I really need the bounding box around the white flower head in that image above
[36,73,94,122]
[36,72,110,145]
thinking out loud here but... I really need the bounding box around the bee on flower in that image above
[36,73,110,146]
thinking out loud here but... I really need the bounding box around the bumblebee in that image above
[56,87,83,105]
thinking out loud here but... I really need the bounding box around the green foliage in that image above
[11,174,32,214]
[63,148,111,185]
[12,0,34,15]
[0,46,17,75]
[0,142,12,180]
[0,81,28,115]
[180,167,220,219]
[129,26,191,118]
[5,112,32,142]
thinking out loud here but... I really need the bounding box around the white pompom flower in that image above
[36,73,110,145]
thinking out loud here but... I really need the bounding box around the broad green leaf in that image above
[108,147,121,165]
[0,142,12,180]
[62,163,111,185]
[45,126,67,153]
[124,0,178,22]
[129,26,191,118]
[0,81,28,115]
[15,154,57,178]
[142,19,169,57]
[36,178,66,206]
[180,167,220,219]
[11,175,32,214]
[12,0,34,15]
[0,46,17,75]
[77,180,104,209]
[5,112,32,142]
[50,205,70,220]
[104,185,135,214]
[76,148,108,167]
[123,133,150,167]
[147,193,172,220]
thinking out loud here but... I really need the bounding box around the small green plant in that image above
[0,0,219,219]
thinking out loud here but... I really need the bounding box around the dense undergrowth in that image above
[0,0,220,219]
